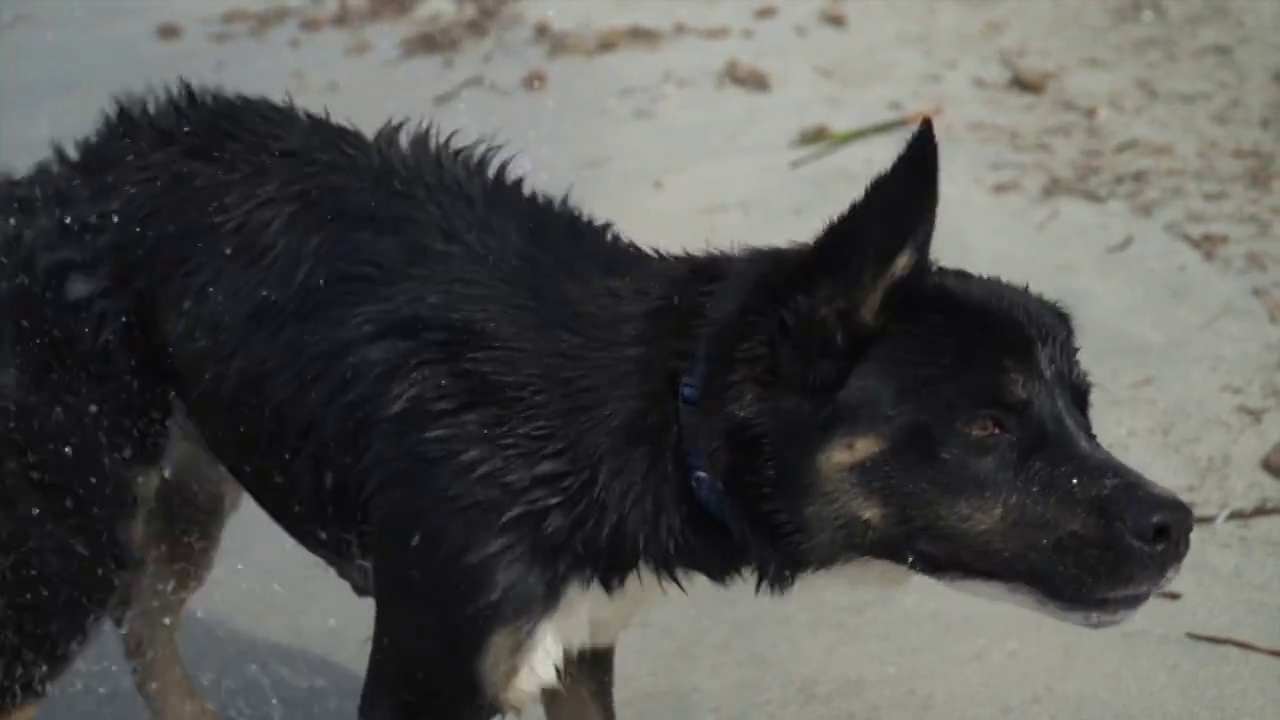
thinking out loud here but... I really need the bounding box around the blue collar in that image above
[677,350,738,530]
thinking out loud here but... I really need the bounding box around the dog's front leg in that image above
[541,647,617,720]
[359,506,513,720]
[359,600,501,720]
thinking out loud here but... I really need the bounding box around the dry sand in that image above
[1,1,1276,718]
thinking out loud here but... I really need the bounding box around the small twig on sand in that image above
[1036,207,1060,231]
[1155,590,1183,601]
[1185,632,1280,659]
[1192,502,1280,525]
[432,74,508,107]
[1105,235,1135,254]
[789,105,942,169]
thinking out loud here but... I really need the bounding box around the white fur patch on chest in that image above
[496,559,914,714]
[500,571,668,713]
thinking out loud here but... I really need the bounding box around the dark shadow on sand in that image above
[38,613,363,720]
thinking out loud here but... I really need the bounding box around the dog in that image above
[0,82,1193,720]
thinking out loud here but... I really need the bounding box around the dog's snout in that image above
[1120,490,1193,555]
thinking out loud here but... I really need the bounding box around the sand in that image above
[1,1,1275,718]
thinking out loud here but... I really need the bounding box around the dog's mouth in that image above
[907,556,1182,629]
[937,576,1151,628]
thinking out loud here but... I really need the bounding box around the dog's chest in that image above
[502,572,667,711]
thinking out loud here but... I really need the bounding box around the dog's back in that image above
[3,88,715,718]
[20,83,689,591]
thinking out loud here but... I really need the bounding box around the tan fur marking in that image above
[119,469,240,720]
[820,435,888,476]
[1005,372,1029,402]
[846,487,888,526]
[479,623,537,713]
[859,250,916,324]
[960,503,1006,533]
[1,704,38,720]
[817,434,889,526]
[116,411,244,720]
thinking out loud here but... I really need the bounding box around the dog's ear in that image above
[805,118,938,326]
[768,120,938,389]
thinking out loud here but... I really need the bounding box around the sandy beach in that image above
[1,1,1276,718]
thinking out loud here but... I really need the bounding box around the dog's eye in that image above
[966,416,1005,438]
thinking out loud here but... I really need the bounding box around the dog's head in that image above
[723,120,1191,627]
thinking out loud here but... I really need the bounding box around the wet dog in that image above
[0,83,1192,720]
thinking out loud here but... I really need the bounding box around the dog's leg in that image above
[359,602,501,720]
[115,420,243,720]
[0,704,38,720]
[541,647,617,720]
[358,503,519,720]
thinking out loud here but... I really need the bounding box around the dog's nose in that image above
[1121,491,1193,554]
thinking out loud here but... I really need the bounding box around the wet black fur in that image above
[0,82,1191,718]
[0,155,173,710]
[0,285,145,710]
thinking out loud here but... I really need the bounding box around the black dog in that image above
[0,83,1192,720]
